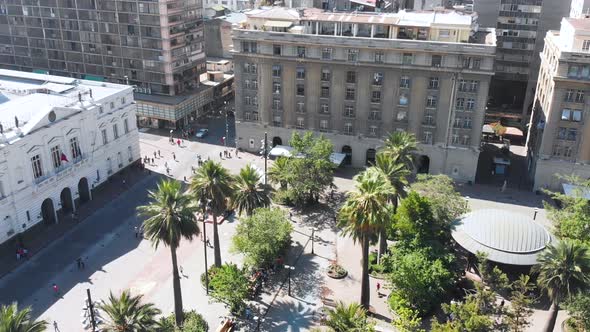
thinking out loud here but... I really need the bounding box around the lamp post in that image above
[284,264,295,296]
[201,199,211,294]
[311,227,317,255]
[223,101,229,147]
[264,132,268,185]
[533,207,539,220]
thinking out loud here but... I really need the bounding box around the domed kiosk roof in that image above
[451,209,552,266]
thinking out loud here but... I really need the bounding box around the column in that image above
[370,24,374,38]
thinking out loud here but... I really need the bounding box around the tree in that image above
[232,164,270,216]
[325,302,375,332]
[339,167,395,309]
[431,294,494,332]
[268,157,290,190]
[476,252,509,293]
[374,153,409,263]
[159,310,209,332]
[0,303,47,332]
[99,290,161,332]
[533,240,590,332]
[504,275,536,332]
[410,174,469,227]
[565,293,590,331]
[190,160,234,267]
[232,207,292,268]
[137,179,200,326]
[207,263,250,314]
[391,307,424,332]
[382,131,418,170]
[394,191,449,247]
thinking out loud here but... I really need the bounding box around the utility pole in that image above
[264,132,268,185]
[86,288,97,332]
[202,201,210,294]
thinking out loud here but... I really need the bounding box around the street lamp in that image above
[223,101,229,147]
[311,227,318,255]
[533,207,539,220]
[200,199,212,294]
[284,264,295,296]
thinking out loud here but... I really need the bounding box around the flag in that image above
[60,153,69,163]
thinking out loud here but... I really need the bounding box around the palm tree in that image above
[374,153,409,262]
[382,131,418,170]
[232,164,270,216]
[0,303,47,332]
[325,301,374,332]
[338,168,395,309]
[99,290,161,331]
[533,240,590,332]
[137,179,199,326]
[190,160,234,267]
[268,156,290,190]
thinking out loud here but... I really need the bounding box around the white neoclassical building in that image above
[0,69,140,245]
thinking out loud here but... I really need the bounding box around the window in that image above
[426,96,437,108]
[296,117,305,128]
[466,98,476,110]
[371,90,381,103]
[51,145,61,169]
[369,109,381,120]
[456,98,465,109]
[345,88,355,100]
[573,110,583,122]
[399,93,409,105]
[113,124,119,139]
[272,65,281,78]
[397,110,407,122]
[273,115,282,127]
[322,47,332,60]
[423,114,434,125]
[70,137,81,159]
[439,29,450,38]
[273,44,281,55]
[110,101,115,109]
[321,69,331,81]
[296,84,305,96]
[241,41,257,53]
[562,109,572,121]
[344,123,353,135]
[422,131,432,144]
[245,96,252,105]
[320,119,329,131]
[373,72,383,86]
[344,105,355,117]
[452,133,460,144]
[321,86,330,98]
[296,67,305,79]
[245,112,251,121]
[402,53,413,64]
[462,136,470,145]
[400,76,410,88]
[31,154,43,179]
[462,57,471,68]
[369,125,378,136]
[297,102,305,113]
[576,90,585,103]
[459,79,467,91]
[272,98,281,110]
[347,49,358,62]
[472,58,481,69]
[568,128,578,141]
[469,80,479,92]
[464,117,472,128]
[558,127,567,140]
[374,51,384,63]
[321,104,329,114]
[454,118,462,128]
[346,71,356,84]
[128,146,133,162]
[428,77,439,89]
[252,112,259,121]
[101,129,108,145]
[244,63,257,74]
[564,146,573,157]
[273,82,281,94]
[583,40,590,51]
[252,80,258,89]
[297,46,306,58]
[123,118,129,134]
[565,89,575,102]
[431,55,442,67]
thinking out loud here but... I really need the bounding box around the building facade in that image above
[527,18,590,190]
[0,70,140,245]
[233,8,496,182]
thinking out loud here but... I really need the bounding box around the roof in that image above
[565,17,590,32]
[452,209,552,266]
[247,7,300,21]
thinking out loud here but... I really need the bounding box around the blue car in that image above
[195,129,209,138]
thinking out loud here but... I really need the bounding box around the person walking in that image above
[158,150,161,157]
[219,152,222,159]
[206,238,212,248]
[376,282,381,295]
[172,152,176,161]
[153,151,156,159]
[52,283,59,297]
[164,161,168,168]
[53,321,61,332]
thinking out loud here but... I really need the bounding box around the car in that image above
[195,129,209,138]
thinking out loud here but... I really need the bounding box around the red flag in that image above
[60,153,69,163]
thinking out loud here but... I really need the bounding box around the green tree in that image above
[391,307,424,332]
[394,191,449,247]
[268,157,290,190]
[339,167,394,309]
[0,303,47,332]
[325,302,375,332]
[232,207,292,268]
[232,164,270,216]
[374,153,409,262]
[431,294,494,332]
[159,310,209,332]
[410,174,469,227]
[137,179,199,326]
[190,160,234,267]
[382,131,418,170]
[504,275,536,332]
[208,263,250,314]
[476,252,509,293]
[99,290,161,332]
[533,240,590,332]
[565,293,590,331]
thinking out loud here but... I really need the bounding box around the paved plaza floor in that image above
[0,119,566,331]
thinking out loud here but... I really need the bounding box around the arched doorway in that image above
[272,136,282,147]
[78,177,91,204]
[366,149,376,166]
[417,155,430,174]
[41,198,56,225]
[342,146,352,166]
[60,187,74,213]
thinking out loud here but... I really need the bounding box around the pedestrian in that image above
[219,152,222,159]
[165,161,168,168]
[228,151,231,158]
[177,139,181,146]
[151,158,154,164]
[16,249,20,260]
[206,238,212,248]
[134,226,139,238]
[183,176,187,182]
[181,139,184,145]
[376,282,381,294]
[76,257,82,269]
[158,150,161,157]
[500,299,505,307]
[53,321,60,332]
[235,149,238,157]
[52,283,59,297]
[122,179,126,186]
[245,307,252,320]
[172,152,176,161]
[153,151,156,159]
[179,265,184,277]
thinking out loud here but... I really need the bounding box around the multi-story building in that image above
[0,0,208,129]
[0,69,140,245]
[233,7,496,182]
[527,17,590,190]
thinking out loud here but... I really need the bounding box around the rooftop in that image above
[565,17,590,32]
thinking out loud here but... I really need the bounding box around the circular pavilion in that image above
[452,209,552,266]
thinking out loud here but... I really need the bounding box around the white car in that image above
[195,129,209,138]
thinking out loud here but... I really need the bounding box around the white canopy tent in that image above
[267,145,346,166]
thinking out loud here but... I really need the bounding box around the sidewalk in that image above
[0,164,153,279]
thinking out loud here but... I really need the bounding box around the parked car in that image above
[195,129,209,138]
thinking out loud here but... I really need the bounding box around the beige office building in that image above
[527,17,590,190]
[233,8,496,182]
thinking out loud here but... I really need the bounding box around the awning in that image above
[83,74,105,82]
[268,145,293,158]
[330,153,346,166]
[264,20,293,28]
[505,127,524,137]
[563,183,590,200]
